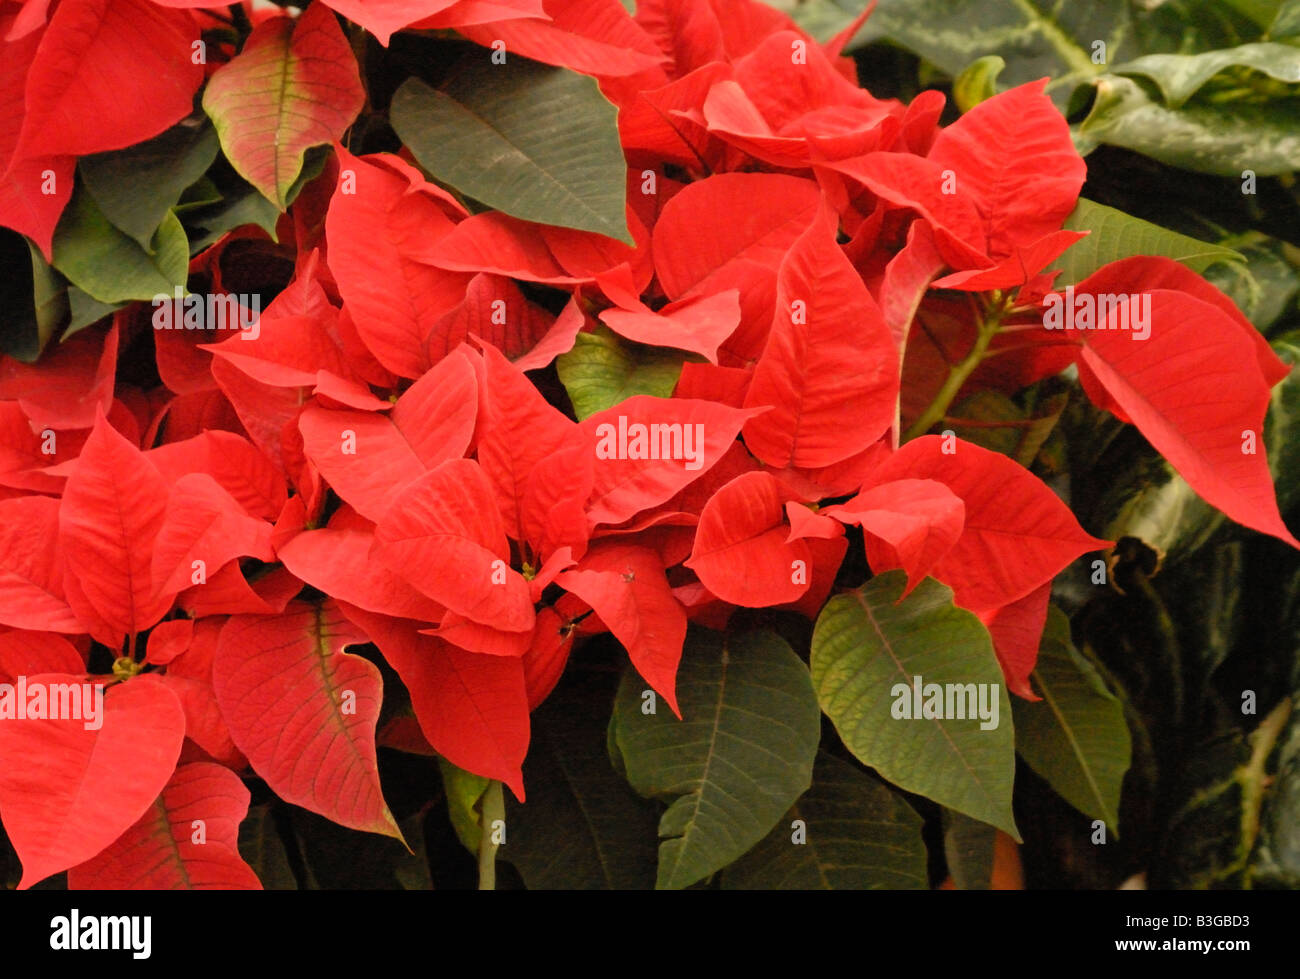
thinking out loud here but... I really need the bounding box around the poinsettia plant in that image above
[0,0,1295,891]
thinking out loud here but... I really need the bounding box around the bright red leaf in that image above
[57,412,172,647]
[741,202,898,468]
[0,674,186,889]
[685,470,811,608]
[15,0,201,159]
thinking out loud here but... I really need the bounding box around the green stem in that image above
[477,780,504,891]
[903,300,1005,441]
[1241,697,1291,863]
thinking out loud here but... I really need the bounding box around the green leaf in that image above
[183,185,281,253]
[1111,42,1300,107]
[390,60,631,242]
[611,628,821,890]
[1224,0,1288,32]
[51,186,188,304]
[1156,698,1291,887]
[774,0,1128,109]
[438,757,490,855]
[1267,332,1300,515]
[778,0,1270,106]
[1077,74,1300,176]
[174,176,223,213]
[1250,609,1300,888]
[63,288,123,341]
[0,232,68,363]
[1012,606,1131,828]
[504,681,659,889]
[181,148,327,253]
[1052,197,1244,286]
[1161,538,1244,691]
[778,0,1107,73]
[947,389,1067,468]
[236,804,299,890]
[953,54,1006,112]
[79,117,219,250]
[556,327,687,421]
[1095,449,1225,565]
[1202,231,1300,330]
[721,752,927,889]
[810,571,1019,838]
[941,809,996,890]
[1269,0,1300,38]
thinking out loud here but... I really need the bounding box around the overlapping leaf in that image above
[68,763,262,889]
[212,602,403,839]
[203,3,365,209]
[611,628,821,889]
[0,675,186,889]
[391,58,631,241]
[811,572,1019,837]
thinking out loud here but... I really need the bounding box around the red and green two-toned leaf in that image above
[67,763,262,890]
[211,601,403,840]
[202,1,364,208]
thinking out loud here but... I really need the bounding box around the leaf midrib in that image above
[848,589,1004,820]
[659,642,729,888]
[1031,665,1114,823]
[405,79,622,239]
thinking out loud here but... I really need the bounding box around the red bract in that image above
[212,602,402,839]
[0,0,1293,891]
[67,763,262,889]
[0,675,186,890]
[14,0,202,159]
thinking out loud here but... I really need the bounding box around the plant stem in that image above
[903,299,1005,441]
[477,780,504,891]
[1241,697,1291,859]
